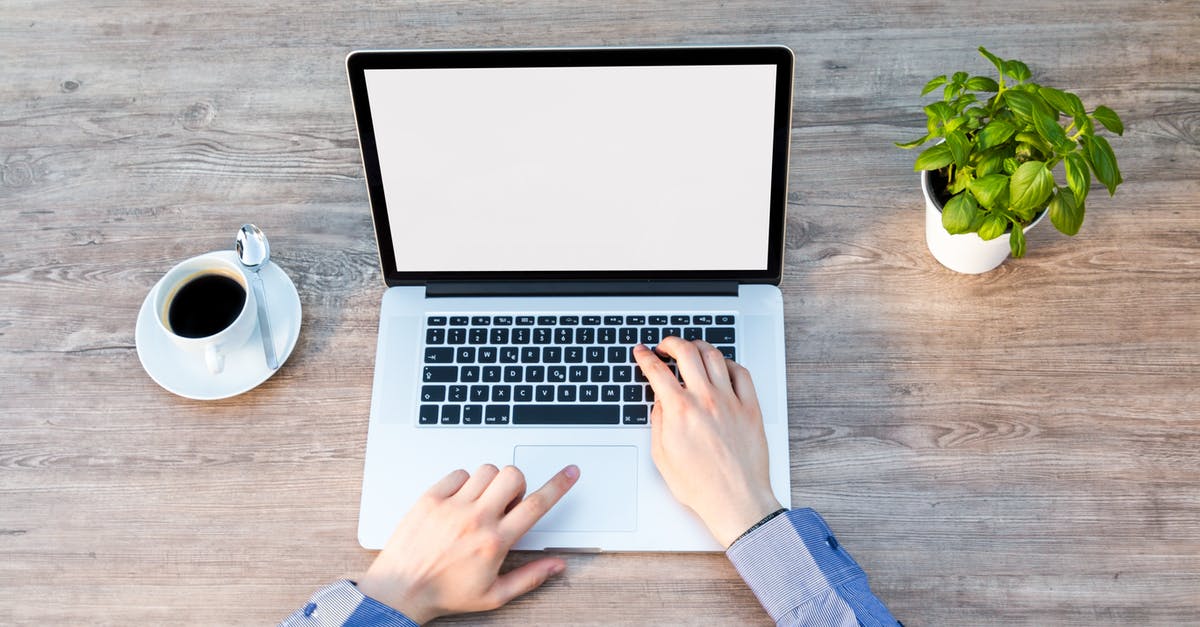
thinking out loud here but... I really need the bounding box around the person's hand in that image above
[357,464,580,623]
[633,338,781,548]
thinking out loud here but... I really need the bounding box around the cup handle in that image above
[205,345,224,374]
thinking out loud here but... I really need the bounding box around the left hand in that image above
[357,463,580,623]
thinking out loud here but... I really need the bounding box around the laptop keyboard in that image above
[419,313,736,426]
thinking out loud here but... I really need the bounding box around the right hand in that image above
[633,338,782,548]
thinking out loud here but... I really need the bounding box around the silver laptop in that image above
[347,46,794,551]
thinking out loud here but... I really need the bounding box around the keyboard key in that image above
[683,327,703,341]
[583,316,601,325]
[613,366,632,382]
[598,327,617,344]
[601,385,620,402]
[514,385,533,402]
[576,327,595,344]
[512,328,531,344]
[543,347,562,362]
[534,328,552,344]
[535,385,555,402]
[426,328,445,344]
[484,405,510,425]
[513,404,619,425]
[634,366,648,382]
[693,315,713,325]
[640,328,660,344]
[705,327,736,344]
[555,328,573,344]
[586,347,605,363]
[440,405,461,424]
[565,347,583,363]
[521,347,540,363]
[559,315,579,325]
[548,366,567,383]
[607,347,627,363]
[603,315,623,325]
[649,315,668,325]
[421,385,446,402]
[427,316,447,326]
[489,328,509,344]
[625,315,645,325]
[557,386,577,402]
[622,385,643,402]
[718,346,736,360]
[646,385,655,402]
[504,366,523,382]
[469,328,487,344]
[717,315,735,325]
[449,385,467,402]
[623,405,648,425]
[516,316,535,325]
[580,385,599,402]
[470,385,489,402]
[422,366,456,383]
[494,316,513,326]
[590,365,610,382]
[471,316,491,326]
[500,347,520,363]
[482,366,501,382]
[619,328,638,343]
[478,347,498,363]
[670,315,690,325]
[463,405,483,424]
[460,366,480,382]
[449,316,469,326]
[492,385,511,402]
[537,316,557,325]
[661,326,681,339]
[448,328,467,344]
[419,405,439,424]
[525,365,545,382]
[569,365,588,382]
[425,347,453,363]
[456,347,476,363]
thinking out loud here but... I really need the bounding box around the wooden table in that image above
[3,1,1197,624]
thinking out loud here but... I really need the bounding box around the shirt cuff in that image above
[279,580,420,627]
[726,508,867,623]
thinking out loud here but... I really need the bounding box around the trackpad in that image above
[514,445,637,532]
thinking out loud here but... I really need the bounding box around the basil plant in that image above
[898,47,1124,257]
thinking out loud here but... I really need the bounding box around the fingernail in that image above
[551,561,566,575]
[564,464,580,479]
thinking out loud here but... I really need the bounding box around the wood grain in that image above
[2,0,1198,625]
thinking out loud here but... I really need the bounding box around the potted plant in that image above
[898,47,1124,273]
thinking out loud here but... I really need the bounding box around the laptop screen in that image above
[347,47,793,285]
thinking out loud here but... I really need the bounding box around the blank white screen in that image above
[365,64,777,273]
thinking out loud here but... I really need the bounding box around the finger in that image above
[485,557,566,609]
[648,401,665,463]
[499,465,580,540]
[455,463,501,502]
[727,360,762,415]
[693,340,733,393]
[650,337,709,390]
[633,344,684,402]
[425,468,470,499]
[480,465,527,513]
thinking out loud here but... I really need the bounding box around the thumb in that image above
[486,557,565,608]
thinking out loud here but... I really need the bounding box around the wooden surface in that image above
[2,1,1198,624]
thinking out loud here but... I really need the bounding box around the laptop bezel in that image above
[346,46,793,287]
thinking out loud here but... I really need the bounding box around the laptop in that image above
[347,45,794,551]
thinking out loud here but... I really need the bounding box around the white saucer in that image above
[136,251,302,400]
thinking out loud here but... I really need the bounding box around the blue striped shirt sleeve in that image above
[726,508,899,626]
[279,579,419,627]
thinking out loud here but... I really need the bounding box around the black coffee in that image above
[167,274,247,338]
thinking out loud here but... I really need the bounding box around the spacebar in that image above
[513,404,620,425]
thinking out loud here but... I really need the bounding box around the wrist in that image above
[357,574,435,625]
[710,493,783,548]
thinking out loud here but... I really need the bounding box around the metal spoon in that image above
[236,224,279,370]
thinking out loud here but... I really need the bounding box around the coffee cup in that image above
[153,255,258,374]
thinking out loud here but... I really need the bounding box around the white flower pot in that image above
[922,170,1047,274]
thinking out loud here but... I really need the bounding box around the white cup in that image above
[153,254,257,374]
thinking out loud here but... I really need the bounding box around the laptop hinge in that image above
[424,280,739,298]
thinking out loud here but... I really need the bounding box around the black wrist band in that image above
[731,507,788,547]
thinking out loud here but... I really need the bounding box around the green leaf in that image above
[1002,90,1041,122]
[975,148,1009,176]
[978,213,1009,240]
[1003,157,1019,174]
[965,76,999,92]
[941,193,978,234]
[1009,160,1054,213]
[1009,222,1027,257]
[921,75,947,96]
[1003,59,1031,82]
[1064,152,1090,203]
[968,173,1010,209]
[977,119,1018,150]
[895,135,930,149]
[952,71,969,84]
[1016,131,1054,157]
[914,143,954,171]
[944,130,969,167]
[1032,105,1069,150]
[924,101,955,124]
[978,46,1004,74]
[1092,105,1125,136]
[1037,86,1083,117]
[1086,135,1122,195]
[1048,187,1085,236]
